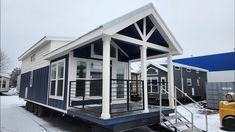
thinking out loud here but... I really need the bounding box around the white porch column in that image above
[167,53,175,108]
[101,35,111,119]
[140,46,149,112]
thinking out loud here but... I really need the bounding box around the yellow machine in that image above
[219,92,235,131]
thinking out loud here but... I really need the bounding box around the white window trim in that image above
[187,78,192,86]
[49,59,65,100]
[90,43,118,60]
[147,77,159,93]
[147,67,158,75]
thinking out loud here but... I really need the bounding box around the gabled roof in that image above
[174,52,235,72]
[44,3,183,60]
[18,36,76,61]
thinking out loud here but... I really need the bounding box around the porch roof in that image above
[44,3,183,61]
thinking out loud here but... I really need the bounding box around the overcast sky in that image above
[1,0,234,73]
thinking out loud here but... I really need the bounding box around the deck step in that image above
[170,121,191,128]
[163,115,182,121]
[182,128,203,132]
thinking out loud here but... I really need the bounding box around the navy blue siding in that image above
[19,72,31,98]
[30,67,49,104]
[19,66,49,105]
[48,55,69,110]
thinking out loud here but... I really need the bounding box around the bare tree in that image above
[0,50,10,73]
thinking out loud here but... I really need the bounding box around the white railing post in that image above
[101,35,111,119]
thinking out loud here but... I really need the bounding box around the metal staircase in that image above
[159,86,208,132]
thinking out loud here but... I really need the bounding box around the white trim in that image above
[147,67,158,75]
[159,62,208,72]
[49,59,66,100]
[146,26,156,41]
[147,77,159,93]
[90,42,118,60]
[112,34,170,52]
[134,23,144,40]
[187,78,192,86]
[24,98,67,113]
[147,63,168,73]
[43,4,182,60]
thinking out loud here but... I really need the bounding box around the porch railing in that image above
[68,79,144,115]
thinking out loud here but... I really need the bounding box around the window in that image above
[50,59,65,99]
[29,71,33,87]
[31,54,36,62]
[196,70,199,74]
[2,80,6,88]
[91,43,117,59]
[187,78,192,86]
[77,61,86,79]
[0,80,1,88]
[186,68,191,72]
[175,66,180,70]
[147,77,158,93]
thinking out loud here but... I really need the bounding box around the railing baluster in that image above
[127,80,129,111]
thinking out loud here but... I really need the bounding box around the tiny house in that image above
[146,63,208,104]
[0,73,10,93]
[18,4,185,131]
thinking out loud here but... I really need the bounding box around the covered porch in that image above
[44,3,182,130]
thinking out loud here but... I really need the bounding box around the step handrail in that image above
[175,86,208,132]
[160,86,194,132]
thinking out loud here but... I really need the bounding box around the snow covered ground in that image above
[0,94,227,132]
[176,103,227,132]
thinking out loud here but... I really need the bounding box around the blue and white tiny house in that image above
[19,4,207,132]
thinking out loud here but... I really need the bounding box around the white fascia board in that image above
[103,4,154,35]
[44,27,103,60]
[18,36,48,61]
